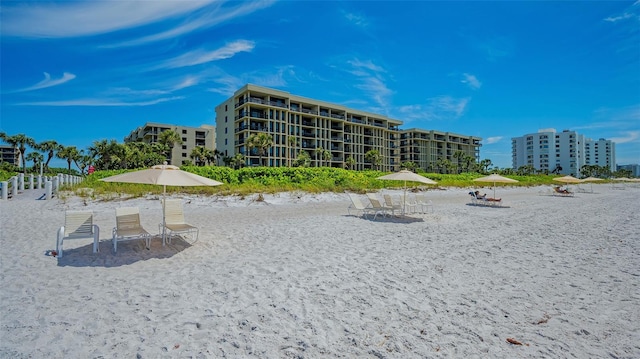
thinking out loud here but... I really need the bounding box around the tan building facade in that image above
[215,84,482,172]
[0,145,20,166]
[215,84,402,170]
[124,122,216,166]
[400,129,482,172]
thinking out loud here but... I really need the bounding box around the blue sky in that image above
[1,0,639,169]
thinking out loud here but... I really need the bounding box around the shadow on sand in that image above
[54,235,192,267]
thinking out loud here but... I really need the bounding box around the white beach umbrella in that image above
[100,163,223,243]
[377,170,437,212]
[473,173,519,199]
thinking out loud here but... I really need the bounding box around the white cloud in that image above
[16,97,184,107]
[396,96,470,124]
[610,131,640,144]
[1,1,216,38]
[461,73,482,90]
[604,13,634,22]
[484,136,503,144]
[102,1,275,48]
[342,58,393,111]
[343,11,369,28]
[156,40,255,70]
[15,72,76,92]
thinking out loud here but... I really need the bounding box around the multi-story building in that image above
[617,164,639,177]
[512,128,619,176]
[124,122,216,166]
[215,84,482,171]
[0,145,19,166]
[215,84,403,170]
[400,129,481,172]
[584,138,616,173]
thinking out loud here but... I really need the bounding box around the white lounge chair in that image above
[469,191,502,206]
[347,193,371,217]
[415,194,434,213]
[113,207,152,253]
[162,199,198,245]
[383,194,403,216]
[56,211,99,258]
[366,193,392,220]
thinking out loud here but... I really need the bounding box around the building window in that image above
[225,104,228,111]
[182,129,187,134]
[182,145,187,150]
[225,116,228,123]
[225,128,228,134]
[182,137,187,142]
[225,139,228,145]
[182,153,187,158]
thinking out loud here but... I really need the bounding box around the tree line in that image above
[1,131,633,178]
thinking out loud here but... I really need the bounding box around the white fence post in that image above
[45,181,52,200]
[11,177,18,198]
[1,181,7,200]
[52,177,58,194]
[29,174,34,190]
[18,173,25,192]
[37,175,43,189]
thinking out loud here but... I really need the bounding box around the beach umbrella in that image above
[377,170,437,213]
[473,173,519,199]
[100,163,223,243]
[581,176,603,192]
[553,175,582,184]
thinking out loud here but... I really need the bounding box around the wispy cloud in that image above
[485,136,503,144]
[15,97,184,107]
[15,72,76,92]
[343,11,369,28]
[155,40,255,70]
[474,36,513,62]
[102,1,275,48]
[461,73,482,90]
[1,1,215,38]
[343,58,393,111]
[397,96,470,124]
[610,130,640,144]
[604,13,635,23]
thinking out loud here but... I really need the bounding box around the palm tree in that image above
[365,150,382,170]
[231,153,246,169]
[0,132,36,175]
[322,149,331,167]
[247,133,273,166]
[25,152,44,172]
[479,159,492,174]
[190,146,209,166]
[314,147,325,167]
[57,146,80,174]
[452,150,465,174]
[293,150,311,167]
[158,129,183,165]
[36,140,63,172]
[76,152,94,175]
[287,136,298,167]
[345,156,356,170]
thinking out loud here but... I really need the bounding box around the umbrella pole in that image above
[162,185,167,246]
[493,181,496,199]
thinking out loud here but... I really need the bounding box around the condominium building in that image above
[617,164,640,177]
[400,129,482,172]
[215,84,403,170]
[512,128,619,176]
[584,138,616,173]
[215,84,483,171]
[0,145,19,166]
[124,122,216,166]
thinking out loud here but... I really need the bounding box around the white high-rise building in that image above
[584,138,616,173]
[512,128,585,176]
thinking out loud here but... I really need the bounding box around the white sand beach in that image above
[1,185,638,358]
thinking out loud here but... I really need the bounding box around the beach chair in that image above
[468,191,502,206]
[415,194,434,213]
[161,199,198,245]
[383,194,403,216]
[113,207,152,253]
[347,193,371,217]
[56,211,100,258]
[366,193,392,220]
[552,186,574,197]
